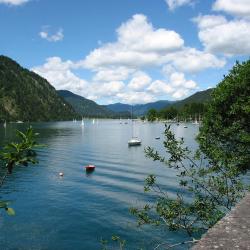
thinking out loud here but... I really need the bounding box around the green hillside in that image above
[58,90,130,118]
[171,88,213,109]
[0,55,77,122]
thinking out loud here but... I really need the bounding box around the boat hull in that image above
[85,165,95,172]
[128,139,141,146]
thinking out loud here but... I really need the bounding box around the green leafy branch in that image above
[131,125,248,240]
[0,127,42,216]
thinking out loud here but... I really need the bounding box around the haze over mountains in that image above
[0,56,213,121]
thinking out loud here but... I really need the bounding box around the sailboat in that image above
[193,114,199,125]
[81,117,84,127]
[128,106,141,146]
[3,120,6,128]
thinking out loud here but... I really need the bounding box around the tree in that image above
[0,127,41,215]
[160,106,178,120]
[147,108,158,121]
[130,60,250,248]
[199,60,250,172]
[130,124,248,248]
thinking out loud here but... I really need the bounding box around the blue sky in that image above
[0,0,249,104]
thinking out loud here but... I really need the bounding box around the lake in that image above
[0,120,200,250]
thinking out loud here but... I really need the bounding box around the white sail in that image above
[128,105,141,146]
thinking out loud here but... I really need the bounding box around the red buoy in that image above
[85,164,95,172]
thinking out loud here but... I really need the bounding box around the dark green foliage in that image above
[147,108,158,121]
[159,106,178,120]
[0,55,77,122]
[0,127,41,215]
[147,102,207,121]
[199,60,250,171]
[0,127,41,173]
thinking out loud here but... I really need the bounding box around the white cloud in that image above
[83,14,224,75]
[93,67,134,82]
[194,15,250,56]
[116,92,156,104]
[31,57,125,102]
[213,0,250,18]
[32,14,228,104]
[128,71,152,91]
[172,88,190,99]
[39,27,64,42]
[116,14,184,53]
[165,0,194,11]
[83,14,184,70]
[147,80,174,95]
[91,81,125,98]
[0,0,29,5]
[167,47,226,72]
[147,71,197,99]
[193,15,227,29]
[169,72,197,89]
[31,57,87,95]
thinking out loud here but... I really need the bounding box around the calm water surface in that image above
[0,120,200,250]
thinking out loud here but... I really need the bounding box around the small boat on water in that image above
[128,106,141,146]
[81,117,84,127]
[155,137,160,140]
[128,137,141,146]
[85,164,95,172]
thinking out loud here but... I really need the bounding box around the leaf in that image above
[6,207,15,216]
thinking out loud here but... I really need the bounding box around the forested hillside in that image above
[0,56,77,122]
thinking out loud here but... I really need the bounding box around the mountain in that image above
[133,101,174,116]
[104,103,131,113]
[57,90,130,118]
[105,100,173,116]
[170,88,213,109]
[0,55,77,122]
[105,89,213,116]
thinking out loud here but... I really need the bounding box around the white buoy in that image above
[59,172,64,177]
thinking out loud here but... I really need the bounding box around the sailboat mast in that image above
[131,105,133,138]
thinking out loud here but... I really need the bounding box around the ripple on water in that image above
[0,121,199,249]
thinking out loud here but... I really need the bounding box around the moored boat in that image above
[85,164,95,171]
[128,137,141,146]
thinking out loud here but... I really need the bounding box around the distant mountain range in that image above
[0,55,214,122]
[104,100,174,116]
[0,55,77,122]
[104,89,213,115]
